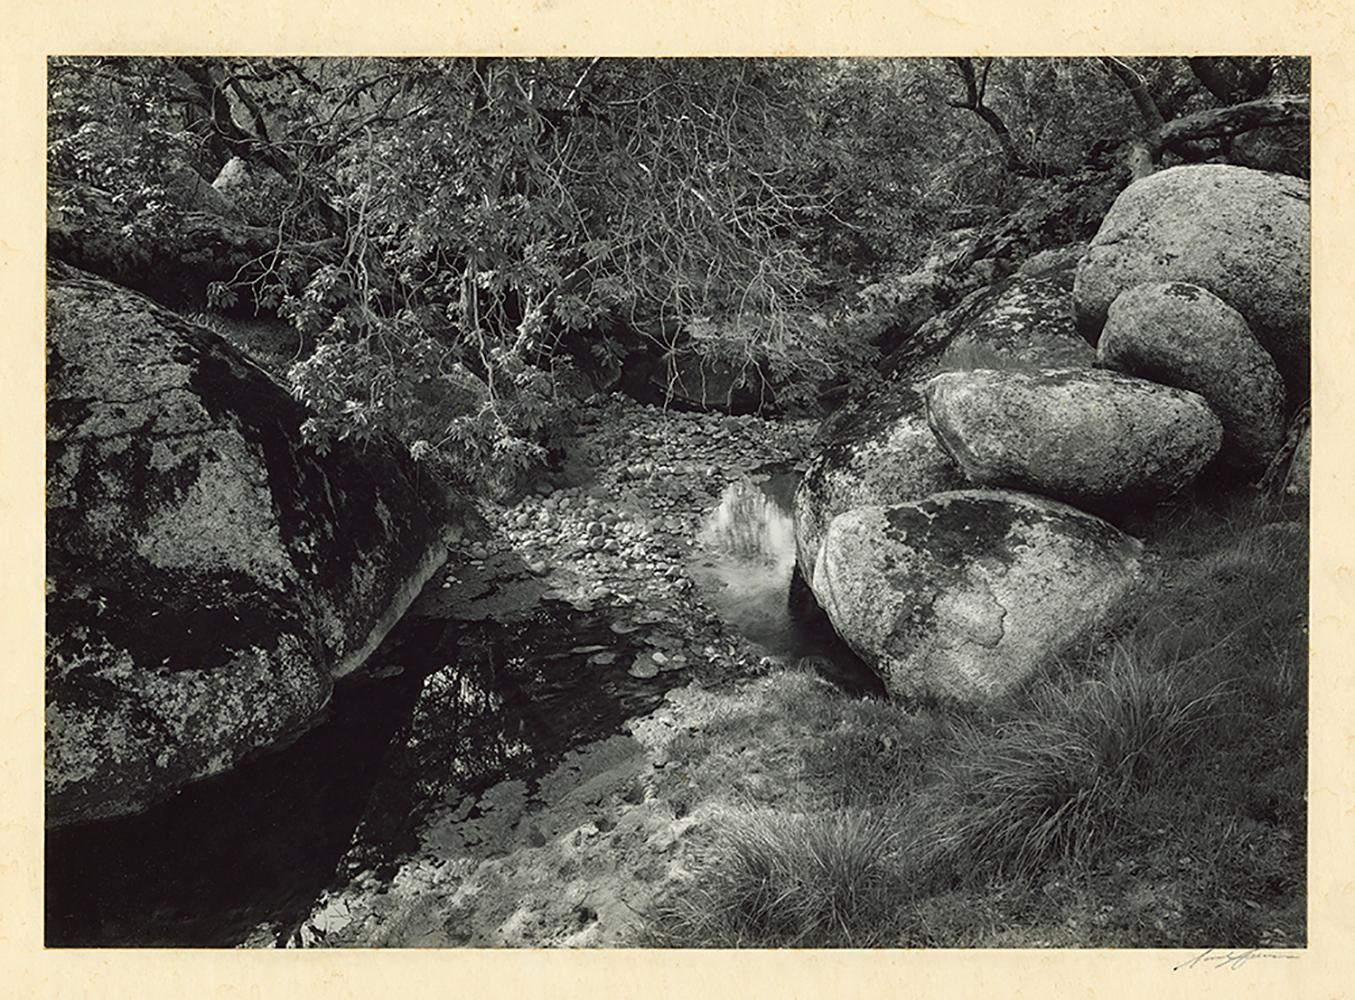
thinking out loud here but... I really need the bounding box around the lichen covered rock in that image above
[46,264,454,827]
[811,491,1143,704]
[1098,282,1286,473]
[792,382,964,585]
[925,368,1222,505]
[882,265,1095,381]
[1073,164,1310,393]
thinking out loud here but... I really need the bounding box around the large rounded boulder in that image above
[924,368,1222,505]
[793,383,964,585]
[1073,164,1310,392]
[1098,282,1286,474]
[811,491,1143,704]
[46,264,455,827]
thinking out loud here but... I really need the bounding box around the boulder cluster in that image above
[794,164,1310,706]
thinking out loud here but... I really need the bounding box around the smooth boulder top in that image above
[792,382,965,585]
[883,265,1094,382]
[811,490,1143,705]
[1073,164,1309,392]
[46,264,454,827]
[1098,281,1286,474]
[924,367,1222,505]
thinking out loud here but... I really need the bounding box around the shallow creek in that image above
[45,468,876,947]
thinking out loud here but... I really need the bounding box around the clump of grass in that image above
[654,807,906,947]
[919,650,1227,882]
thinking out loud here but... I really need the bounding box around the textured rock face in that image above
[47,184,331,314]
[811,491,1143,704]
[46,265,454,827]
[1017,243,1089,278]
[867,270,948,356]
[1073,164,1310,392]
[1287,421,1311,497]
[925,368,1222,504]
[882,266,1094,382]
[792,383,964,585]
[1098,282,1286,473]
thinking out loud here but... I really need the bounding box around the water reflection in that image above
[44,601,674,947]
[692,478,799,653]
[690,471,881,699]
[337,606,669,880]
[698,478,799,568]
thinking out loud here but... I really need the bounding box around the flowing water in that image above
[45,469,877,947]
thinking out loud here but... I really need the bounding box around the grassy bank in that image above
[647,491,1307,948]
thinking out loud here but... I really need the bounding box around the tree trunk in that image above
[173,57,347,235]
[1149,94,1309,157]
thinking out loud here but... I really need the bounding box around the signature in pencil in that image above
[1174,948,1300,971]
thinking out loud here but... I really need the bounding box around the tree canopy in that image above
[48,55,1309,489]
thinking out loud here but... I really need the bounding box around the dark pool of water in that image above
[46,470,879,948]
[45,601,667,948]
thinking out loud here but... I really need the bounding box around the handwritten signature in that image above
[1174,948,1300,971]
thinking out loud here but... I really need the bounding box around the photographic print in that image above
[43,54,1310,950]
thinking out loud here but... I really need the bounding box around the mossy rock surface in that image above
[1073,164,1309,395]
[1098,281,1286,474]
[924,367,1222,506]
[793,382,964,585]
[881,264,1094,382]
[46,264,455,827]
[811,490,1143,705]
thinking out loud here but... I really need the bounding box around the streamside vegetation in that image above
[651,491,1306,948]
[47,55,1310,949]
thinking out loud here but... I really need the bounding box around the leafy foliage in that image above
[48,55,1308,490]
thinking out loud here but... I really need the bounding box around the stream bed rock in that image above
[925,367,1222,505]
[811,490,1144,704]
[45,264,455,827]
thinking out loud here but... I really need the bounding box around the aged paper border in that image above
[2,2,1351,997]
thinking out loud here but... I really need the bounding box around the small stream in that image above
[45,469,877,947]
[688,469,884,697]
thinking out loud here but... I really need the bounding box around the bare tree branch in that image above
[1102,57,1166,130]
[947,57,1070,179]
[1188,56,1275,105]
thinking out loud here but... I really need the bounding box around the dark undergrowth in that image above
[648,489,1307,948]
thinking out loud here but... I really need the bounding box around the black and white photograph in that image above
[42,53,1313,952]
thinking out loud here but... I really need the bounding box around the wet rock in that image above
[45,265,454,827]
[793,382,964,586]
[925,368,1222,505]
[1074,164,1310,394]
[1098,282,1286,473]
[812,491,1143,704]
